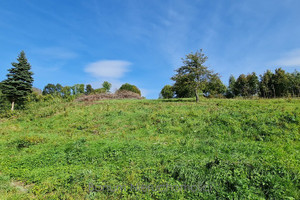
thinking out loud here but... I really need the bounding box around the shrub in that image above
[119,83,141,96]
[160,85,174,99]
[93,88,106,94]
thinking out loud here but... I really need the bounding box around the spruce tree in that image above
[1,51,34,110]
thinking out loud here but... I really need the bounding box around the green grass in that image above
[0,98,299,199]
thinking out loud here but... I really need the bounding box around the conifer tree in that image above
[1,51,34,110]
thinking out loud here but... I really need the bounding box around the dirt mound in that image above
[76,90,143,102]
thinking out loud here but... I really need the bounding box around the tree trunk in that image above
[195,89,199,102]
[272,85,276,98]
[11,101,15,111]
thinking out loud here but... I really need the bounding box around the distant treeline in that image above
[161,68,300,99]
[160,50,300,100]
[227,68,300,98]
[41,82,141,98]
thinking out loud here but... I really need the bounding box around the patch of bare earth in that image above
[76,90,143,102]
[10,180,34,193]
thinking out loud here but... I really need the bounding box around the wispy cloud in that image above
[33,47,78,60]
[84,60,131,78]
[272,49,300,67]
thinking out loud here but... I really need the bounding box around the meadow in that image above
[0,98,299,199]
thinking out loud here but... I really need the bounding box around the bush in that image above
[160,85,174,99]
[119,83,141,96]
[93,88,106,94]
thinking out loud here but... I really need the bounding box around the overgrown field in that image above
[0,98,299,199]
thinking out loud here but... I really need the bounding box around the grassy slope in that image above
[0,98,299,199]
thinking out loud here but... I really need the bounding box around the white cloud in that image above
[84,60,131,78]
[273,49,300,67]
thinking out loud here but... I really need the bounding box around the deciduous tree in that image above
[160,85,174,99]
[119,83,141,96]
[171,49,213,102]
[102,81,112,92]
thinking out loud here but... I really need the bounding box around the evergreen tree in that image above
[1,51,34,110]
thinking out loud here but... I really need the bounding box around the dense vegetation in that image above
[160,50,300,99]
[0,50,299,199]
[119,83,142,96]
[0,98,299,199]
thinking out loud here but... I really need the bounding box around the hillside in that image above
[0,98,299,199]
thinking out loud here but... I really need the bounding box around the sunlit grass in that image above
[0,98,299,199]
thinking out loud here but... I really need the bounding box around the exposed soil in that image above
[76,90,143,102]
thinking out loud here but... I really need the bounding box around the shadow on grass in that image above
[157,98,196,102]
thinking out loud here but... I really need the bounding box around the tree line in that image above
[1,50,299,111]
[42,81,111,97]
[0,51,141,111]
[160,49,300,100]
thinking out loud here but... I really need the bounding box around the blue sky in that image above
[1,0,300,99]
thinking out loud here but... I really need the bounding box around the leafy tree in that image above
[205,73,226,96]
[102,81,112,92]
[171,49,213,102]
[119,83,141,96]
[160,85,174,99]
[78,84,85,94]
[85,84,94,95]
[172,75,194,98]
[61,86,71,98]
[273,68,289,97]
[246,72,259,96]
[288,70,300,97]
[55,84,63,96]
[234,74,248,97]
[71,84,85,95]
[43,84,56,95]
[1,51,34,110]
[226,75,236,98]
[259,70,274,98]
[43,83,64,96]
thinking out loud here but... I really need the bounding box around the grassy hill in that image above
[0,98,299,199]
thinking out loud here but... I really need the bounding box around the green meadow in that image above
[0,98,299,199]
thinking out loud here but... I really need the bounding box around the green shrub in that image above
[160,85,174,99]
[119,83,141,96]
